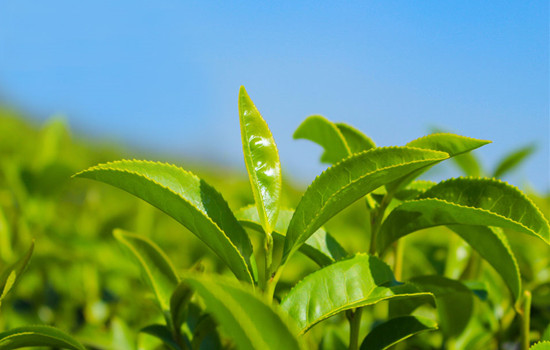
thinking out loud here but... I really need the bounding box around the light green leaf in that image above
[360,316,438,350]
[74,160,257,284]
[282,147,449,263]
[236,206,347,267]
[183,274,304,350]
[410,276,473,338]
[387,133,491,192]
[429,128,484,176]
[378,177,550,249]
[493,144,536,178]
[0,326,86,350]
[293,115,351,164]
[543,324,550,341]
[280,254,433,334]
[531,341,550,350]
[335,122,376,153]
[114,229,179,318]
[0,241,34,307]
[239,86,282,235]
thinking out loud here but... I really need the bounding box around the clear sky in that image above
[1,1,548,192]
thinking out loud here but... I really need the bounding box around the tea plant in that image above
[0,88,548,349]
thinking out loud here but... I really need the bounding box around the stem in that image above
[520,290,532,350]
[265,262,284,302]
[393,239,404,281]
[368,194,392,255]
[260,233,273,293]
[348,308,363,350]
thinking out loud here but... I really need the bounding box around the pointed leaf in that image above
[114,229,179,316]
[183,274,304,350]
[335,122,376,153]
[170,281,193,331]
[379,177,550,252]
[293,115,351,164]
[74,160,256,283]
[410,276,473,338]
[236,206,347,266]
[0,241,34,306]
[360,316,438,350]
[239,86,282,235]
[0,326,86,350]
[282,147,449,263]
[280,254,434,334]
[493,144,536,178]
[429,128,484,176]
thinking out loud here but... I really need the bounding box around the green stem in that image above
[348,308,363,350]
[368,194,392,256]
[520,290,532,350]
[260,233,274,293]
[393,239,404,281]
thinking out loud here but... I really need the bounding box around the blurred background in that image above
[0,1,548,190]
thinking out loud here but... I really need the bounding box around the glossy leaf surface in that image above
[282,147,449,262]
[0,326,86,350]
[184,274,304,350]
[236,206,347,266]
[379,177,550,253]
[74,160,256,283]
[114,229,179,315]
[293,115,350,164]
[360,316,438,350]
[239,86,282,234]
[280,254,433,334]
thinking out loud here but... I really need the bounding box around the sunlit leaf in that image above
[280,254,433,334]
[282,147,449,263]
[239,86,282,235]
[335,122,376,153]
[493,144,536,179]
[74,160,257,283]
[531,342,550,350]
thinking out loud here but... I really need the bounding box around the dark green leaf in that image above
[239,86,282,235]
[74,160,257,283]
[140,324,181,350]
[280,254,433,334]
[0,326,86,350]
[360,316,438,350]
[282,147,448,263]
[170,281,193,331]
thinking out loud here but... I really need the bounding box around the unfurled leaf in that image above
[360,316,438,350]
[493,144,536,178]
[409,276,473,338]
[531,342,550,350]
[0,326,86,350]
[239,86,282,235]
[184,274,304,350]
[74,160,257,283]
[293,115,351,164]
[114,230,179,317]
[335,122,376,153]
[282,147,448,263]
[236,206,347,266]
[280,254,433,334]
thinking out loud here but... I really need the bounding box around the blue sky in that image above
[1,1,548,191]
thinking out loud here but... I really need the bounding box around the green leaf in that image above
[542,324,550,341]
[386,133,491,193]
[280,254,433,334]
[74,160,257,284]
[293,115,351,164]
[170,281,193,331]
[236,206,347,267]
[114,229,179,318]
[410,276,473,338]
[493,144,536,178]
[335,122,376,153]
[429,128,484,176]
[239,86,282,235]
[378,177,550,249]
[282,147,449,263]
[140,324,181,350]
[531,342,550,350]
[0,325,86,350]
[183,274,304,350]
[0,241,34,307]
[360,316,438,350]
[393,180,437,201]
